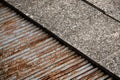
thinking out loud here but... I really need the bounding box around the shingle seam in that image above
[81,0,120,23]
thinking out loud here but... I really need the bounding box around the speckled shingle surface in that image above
[5,0,120,77]
[88,0,120,21]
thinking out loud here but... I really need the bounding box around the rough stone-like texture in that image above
[5,0,120,77]
[100,50,120,77]
[88,0,120,21]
